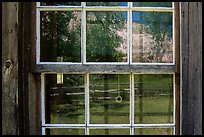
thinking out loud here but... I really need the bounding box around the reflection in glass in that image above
[86,2,127,6]
[40,11,81,62]
[46,128,85,135]
[41,2,81,6]
[134,128,174,135]
[90,128,130,135]
[134,74,173,124]
[86,11,127,62]
[44,74,85,124]
[132,12,173,63]
[90,74,130,124]
[133,2,172,7]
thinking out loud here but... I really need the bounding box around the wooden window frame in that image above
[32,2,180,135]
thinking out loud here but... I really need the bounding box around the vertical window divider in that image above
[172,2,175,65]
[82,2,86,64]
[173,73,176,135]
[41,73,46,135]
[130,73,135,135]
[129,2,133,65]
[85,73,90,135]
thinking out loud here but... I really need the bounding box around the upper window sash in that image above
[36,2,176,68]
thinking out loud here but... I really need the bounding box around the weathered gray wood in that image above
[174,2,180,135]
[18,2,42,135]
[2,2,19,135]
[181,2,202,135]
[35,64,175,73]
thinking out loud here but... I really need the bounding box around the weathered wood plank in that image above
[181,2,202,135]
[180,2,190,135]
[174,2,180,135]
[188,2,202,135]
[2,2,19,135]
[35,64,175,73]
[194,2,202,135]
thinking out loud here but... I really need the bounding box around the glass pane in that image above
[90,128,130,135]
[134,74,173,124]
[86,11,127,62]
[46,128,85,135]
[44,74,85,124]
[132,12,173,63]
[90,74,130,124]
[41,2,81,6]
[134,128,174,135]
[86,2,127,6]
[40,11,81,62]
[133,2,172,7]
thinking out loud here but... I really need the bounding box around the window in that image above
[36,2,179,135]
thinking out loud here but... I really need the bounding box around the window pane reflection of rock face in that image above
[86,11,127,62]
[89,74,130,124]
[132,12,173,63]
[40,11,81,62]
[45,74,85,124]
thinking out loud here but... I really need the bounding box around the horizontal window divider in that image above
[87,124,131,128]
[37,6,173,12]
[38,7,82,11]
[42,123,175,128]
[36,64,175,73]
[130,7,174,12]
[84,7,129,11]
[132,123,175,127]
[42,124,86,128]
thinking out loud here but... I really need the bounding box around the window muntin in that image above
[37,2,177,135]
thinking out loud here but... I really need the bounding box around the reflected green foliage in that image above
[41,2,81,6]
[41,10,81,62]
[133,2,172,7]
[48,128,84,135]
[134,128,173,135]
[86,11,126,62]
[41,2,126,62]
[87,2,123,6]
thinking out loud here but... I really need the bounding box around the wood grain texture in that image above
[2,2,19,135]
[181,2,202,135]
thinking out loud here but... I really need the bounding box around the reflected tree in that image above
[134,2,173,62]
